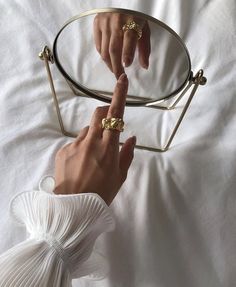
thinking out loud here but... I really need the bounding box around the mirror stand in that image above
[39,45,206,152]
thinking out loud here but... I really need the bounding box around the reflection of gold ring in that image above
[122,21,142,40]
[102,118,124,132]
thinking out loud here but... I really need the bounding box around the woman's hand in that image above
[54,74,136,205]
[93,13,151,79]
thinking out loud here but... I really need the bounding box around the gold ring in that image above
[122,21,142,40]
[102,118,124,132]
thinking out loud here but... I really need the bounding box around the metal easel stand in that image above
[39,46,207,153]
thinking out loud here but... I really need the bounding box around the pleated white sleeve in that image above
[0,180,115,287]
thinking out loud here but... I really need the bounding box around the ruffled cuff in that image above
[0,176,115,287]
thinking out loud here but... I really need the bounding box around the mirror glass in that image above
[54,10,191,104]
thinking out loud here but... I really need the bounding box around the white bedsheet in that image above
[0,0,236,286]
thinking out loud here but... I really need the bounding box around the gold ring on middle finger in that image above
[102,118,124,132]
[122,21,142,40]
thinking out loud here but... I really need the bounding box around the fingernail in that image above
[118,73,128,83]
[123,57,132,67]
[141,60,149,70]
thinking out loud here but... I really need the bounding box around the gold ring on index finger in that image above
[102,118,124,132]
[122,21,142,40]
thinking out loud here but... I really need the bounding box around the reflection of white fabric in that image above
[0,181,115,286]
[0,1,236,287]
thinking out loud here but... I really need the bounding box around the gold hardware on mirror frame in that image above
[192,69,207,85]
[39,46,54,63]
[39,46,74,138]
[39,45,206,152]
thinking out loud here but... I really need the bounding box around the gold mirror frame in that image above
[39,7,207,152]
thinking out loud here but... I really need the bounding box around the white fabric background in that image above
[0,0,236,286]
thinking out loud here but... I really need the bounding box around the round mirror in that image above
[53,8,191,106]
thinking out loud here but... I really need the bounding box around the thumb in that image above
[119,136,136,182]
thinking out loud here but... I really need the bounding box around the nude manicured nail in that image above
[141,60,149,70]
[123,56,133,67]
[123,62,130,68]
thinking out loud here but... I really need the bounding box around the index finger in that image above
[103,73,128,143]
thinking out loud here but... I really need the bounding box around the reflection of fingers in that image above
[110,32,124,78]
[122,30,138,67]
[138,22,151,69]
[101,31,113,72]
[74,126,89,144]
[119,136,136,182]
[103,73,128,144]
[88,106,110,139]
[93,19,102,53]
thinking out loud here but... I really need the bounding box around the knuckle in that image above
[94,106,103,117]
[94,106,109,117]
[95,106,104,112]
[94,106,104,116]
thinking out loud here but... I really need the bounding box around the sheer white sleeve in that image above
[0,177,115,287]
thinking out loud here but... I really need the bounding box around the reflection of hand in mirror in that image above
[93,13,151,78]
